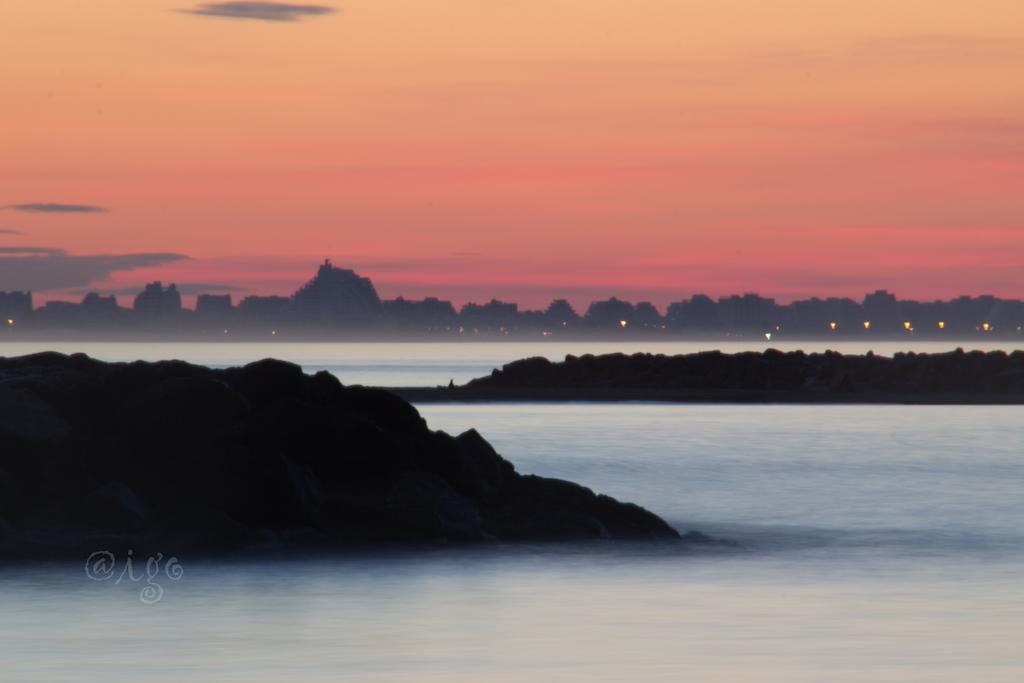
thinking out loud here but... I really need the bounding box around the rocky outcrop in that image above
[0,353,679,559]
[401,349,1024,403]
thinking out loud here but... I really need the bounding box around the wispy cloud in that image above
[0,247,187,291]
[180,2,336,22]
[0,229,24,235]
[5,203,107,214]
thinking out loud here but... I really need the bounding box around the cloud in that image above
[0,247,187,292]
[0,229,24,235]
[66,283,250,296]
[180,2,336,22]
[0,246,63,255]
[5,203,107,214]
[856,34,1024,63]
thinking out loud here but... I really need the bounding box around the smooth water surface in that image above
[1,403,1022,682]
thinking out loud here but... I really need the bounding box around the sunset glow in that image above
[3,0,1023,307]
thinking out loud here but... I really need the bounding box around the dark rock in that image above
[0,353,680,559]
[678,530,729,545]
[0,385,71,442]
[120,376,250,440]
[223,358,307,408]
[446,350,1024,402]
[145,504,269,555]
[432,429,515,503]
[0,518,17,554]
[82,482,150,532]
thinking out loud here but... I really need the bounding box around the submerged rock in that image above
[0,353,679,559]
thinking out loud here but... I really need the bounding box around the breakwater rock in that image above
[0,353,679,559]
[400,349,1024,403]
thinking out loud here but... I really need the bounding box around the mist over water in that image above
[1,344,1022,681]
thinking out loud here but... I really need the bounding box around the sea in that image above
[0,341,1022,682]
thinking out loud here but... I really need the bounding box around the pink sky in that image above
[2,1,1023,309]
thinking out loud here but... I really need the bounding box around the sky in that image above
[2,0,1023,309]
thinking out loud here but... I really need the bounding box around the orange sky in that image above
[2,0,1023,308]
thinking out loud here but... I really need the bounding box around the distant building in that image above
[191,294,234,329]
[291,259,382,325]
[133,282,182,321]
[862,289,901,332]
[31,292,120,329]
[0,290,32,324]
[196,294,233,316]
[35,300,82,327]
[460,299,519,332]
[544,299,580,329]
[632,301,664,328]
[717,294,777,331]
[383,296,457,329]
[238,295,290,323]
[82,292,119,313]
[584,297,634,329]
[790,296,861,333]
[3,260,1022,338]
[666,294,719,330]
[82,292,123,328]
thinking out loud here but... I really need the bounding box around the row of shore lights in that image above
[826,321,993,332]
[3,317,1001,335]
[615,319,995,333]
[220,329,278,335]
[761,320,995,341]
[617,319,997,333]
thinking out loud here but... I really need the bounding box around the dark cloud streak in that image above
[0,248,187,292]
[0,246,63,256]
[5,203,107,214]
[180,2,336,22]
[66,283,250,297]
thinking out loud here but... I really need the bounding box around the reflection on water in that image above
[1,403,1022,681]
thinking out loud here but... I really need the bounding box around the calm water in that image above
[1,345,1022,681]
[2,339,1022,387]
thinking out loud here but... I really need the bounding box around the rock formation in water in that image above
[405,349,1024,403]
[0,353,679,559]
